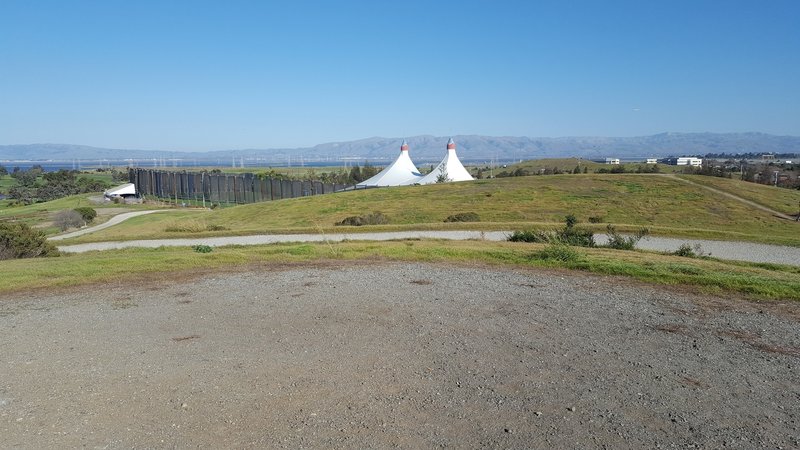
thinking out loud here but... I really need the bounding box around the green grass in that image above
[59,174,800,246]
[677,174,800,216]
[1,240,798,301]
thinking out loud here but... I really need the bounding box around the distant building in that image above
[676,157,702,166]
[605,158,620,165]
[646,158,658,164]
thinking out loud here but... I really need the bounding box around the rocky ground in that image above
[1,262,798,448]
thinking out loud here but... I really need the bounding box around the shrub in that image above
[0,222,59,260]
[54,209,84,231]
[444,212,480,223]
[507,229,554,243]
[191,244,213,253]
[588,215,604,223]
[508,214,595,247]
[205,224,228,231]
[604,225,649,250]
[564,214,578,228]
[73,207,97,224]
[673,243,708,258]
[673,243,696,258]
[336,212,389,226]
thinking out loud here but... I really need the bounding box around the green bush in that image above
[336,212,389,226]
[604,225,649,250]
[0,222,60,260]
[588,215,604,223]
[673,243,708,258]
[73,207,97,223]
[191,244,213,253]
[673,243,696,257]
[443,212,480,223]
[508,214,595,247]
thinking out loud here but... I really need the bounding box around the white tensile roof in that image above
[356,140,423,187]
[104,183,137,197]
[416,138,474,184]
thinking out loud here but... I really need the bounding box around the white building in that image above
[356,140,423,187]
[646,158,658,164]
[416,138,474,184]
[676,157,702,166]
[605,158,620,165]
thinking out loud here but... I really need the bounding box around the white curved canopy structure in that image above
[416,138,474,184]
[356,140,423,187]
[104,182,137,197]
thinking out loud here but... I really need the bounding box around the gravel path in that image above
[57,231,800,266]
[1,263,797,448]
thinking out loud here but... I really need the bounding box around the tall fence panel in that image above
[129,168,348,205]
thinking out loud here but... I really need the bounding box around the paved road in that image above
[56,230,800,266]
[49,210,170,241]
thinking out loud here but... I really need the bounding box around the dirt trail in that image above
[1,263,797,448]
[665,174,797,220]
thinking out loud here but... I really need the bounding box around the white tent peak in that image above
[356,140,422,187]
[416,138,474,184]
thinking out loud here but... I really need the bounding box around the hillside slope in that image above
[59,174,800,246]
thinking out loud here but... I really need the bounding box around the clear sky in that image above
[1,0,798,151]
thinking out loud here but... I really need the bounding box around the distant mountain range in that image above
[1,132,798,164]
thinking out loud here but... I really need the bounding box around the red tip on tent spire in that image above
[401,140,409,151]
[447,138,455,150]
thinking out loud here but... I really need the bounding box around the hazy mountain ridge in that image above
[1,132,798,163]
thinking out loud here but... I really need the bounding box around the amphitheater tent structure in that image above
[416,138,474,184]
[104,182,137,199]
[356,140,423,187]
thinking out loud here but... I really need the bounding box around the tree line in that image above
[0,165,118,205]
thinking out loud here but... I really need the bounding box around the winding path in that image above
[49,210,195,241]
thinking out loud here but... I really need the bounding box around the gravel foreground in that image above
[1,263,798,448]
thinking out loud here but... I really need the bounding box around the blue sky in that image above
[1,0,798,151]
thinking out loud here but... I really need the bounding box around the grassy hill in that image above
[59,174,800,246]
[677,175,800,216]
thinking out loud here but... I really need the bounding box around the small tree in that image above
[435,163,450,183]
[0,164,7,177]
[7,186,36,205]
[54,209,84,231]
